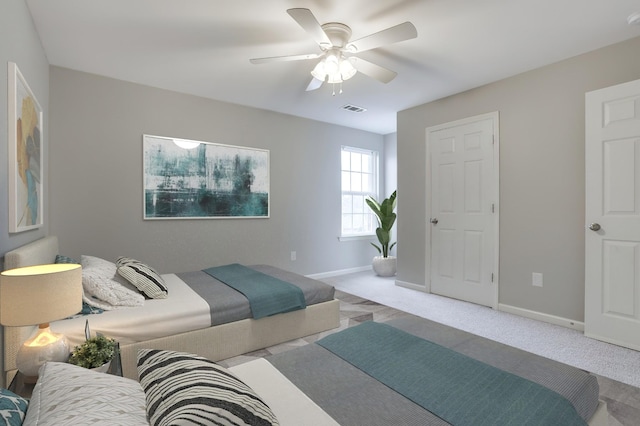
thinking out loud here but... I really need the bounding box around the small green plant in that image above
[68,334,116,369]
[365,190,397,258]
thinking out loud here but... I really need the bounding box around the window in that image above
[341,146,379,237]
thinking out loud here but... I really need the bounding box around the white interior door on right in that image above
[585,78,640,351]
[427,113,497,308]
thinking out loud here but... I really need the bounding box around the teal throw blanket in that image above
[203,263,306,319]
[317,322,586,426]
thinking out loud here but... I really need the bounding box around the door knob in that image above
[588,223,601,231]
[430,218,438,225]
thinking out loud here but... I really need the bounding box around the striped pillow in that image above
[116,257,168,299]
[137,349,279,426]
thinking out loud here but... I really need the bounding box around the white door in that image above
[426,113,498,308]
[585,79,640,351]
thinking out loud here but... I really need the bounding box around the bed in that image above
[8,315,609,425]
[1,236,340,383]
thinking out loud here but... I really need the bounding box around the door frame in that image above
[424,111,500,309]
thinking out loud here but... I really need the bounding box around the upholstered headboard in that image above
[2,236,59,385]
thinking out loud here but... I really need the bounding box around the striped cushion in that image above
[137,349,279,426]
[116,257,168,299]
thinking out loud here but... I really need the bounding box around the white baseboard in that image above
[395,280,427,292]
[498,303,584,332]
[306,265,371,280]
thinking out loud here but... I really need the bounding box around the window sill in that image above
[338,234,375,242]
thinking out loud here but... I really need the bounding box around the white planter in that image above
[372,256,397,277]
[90,360,111,374]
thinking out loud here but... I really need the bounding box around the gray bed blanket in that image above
[267,315,599,426]
[176,264,334,326]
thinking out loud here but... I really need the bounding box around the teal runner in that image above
[203,263,306,319]
[317,322,586,426]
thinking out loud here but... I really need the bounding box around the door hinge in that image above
[491,203,495,213]
[491,273,494,283]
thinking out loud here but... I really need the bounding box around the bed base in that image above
[118,299,339,379]
[2,236,340,383]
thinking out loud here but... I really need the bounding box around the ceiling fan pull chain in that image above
[331,82,344,96]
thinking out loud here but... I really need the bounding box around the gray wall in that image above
[383,133,398,257]
[49,67,384,275]
[0,0,49,260]
[0,0,49,388]
[397,36,640,322]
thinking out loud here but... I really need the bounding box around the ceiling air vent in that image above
[342,104,367,113]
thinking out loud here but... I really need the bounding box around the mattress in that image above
[265,316,600,426]
[50,265,335,348]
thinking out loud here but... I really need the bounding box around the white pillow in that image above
[23,362,147,426]
[81,255,144,310]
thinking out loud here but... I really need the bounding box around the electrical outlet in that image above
[532,272,543,287]
[291,251,296,261]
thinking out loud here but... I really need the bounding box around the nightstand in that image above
[8,342,123,398]
[7,371,36,399]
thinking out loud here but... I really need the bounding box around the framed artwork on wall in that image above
[8,62,44,233]
[143,134,270,219]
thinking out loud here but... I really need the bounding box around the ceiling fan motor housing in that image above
[320,23,353,50]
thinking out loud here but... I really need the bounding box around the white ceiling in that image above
[25,0,640,135]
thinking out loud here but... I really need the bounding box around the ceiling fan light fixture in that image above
[311,53,356,86]
[310,61,327,81]
[324,53,340,74]
[327,73,343,85]
[340,58,357,81]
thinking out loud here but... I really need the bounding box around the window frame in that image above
[340,145,380,239]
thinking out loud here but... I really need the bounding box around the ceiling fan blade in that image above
[250,53,321,64]
[350,57,397,83]
[348,22,417,53]
[287,8,332,46]
[306,77,324,91]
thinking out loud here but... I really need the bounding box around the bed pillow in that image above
[22,362,147,426]
[81,255,145,310]
[55,254,105,315]
[0,388,28,426]
[116,257,168,299]
[137,349,279,426]
[54,254,79,264]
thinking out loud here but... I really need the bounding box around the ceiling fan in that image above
[250,8,417,94]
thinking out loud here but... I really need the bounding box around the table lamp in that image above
[0,263,82,381]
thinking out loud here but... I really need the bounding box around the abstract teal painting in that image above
[143,135,269,219]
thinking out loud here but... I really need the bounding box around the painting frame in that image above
[143,134,270,220]
[8,62,44,233]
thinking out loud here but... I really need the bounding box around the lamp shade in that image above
[0,263,82,326]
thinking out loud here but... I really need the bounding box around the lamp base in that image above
[16,325,70,377]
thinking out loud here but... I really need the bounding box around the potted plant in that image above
[68,334,117,372]
[366,190,397,276]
